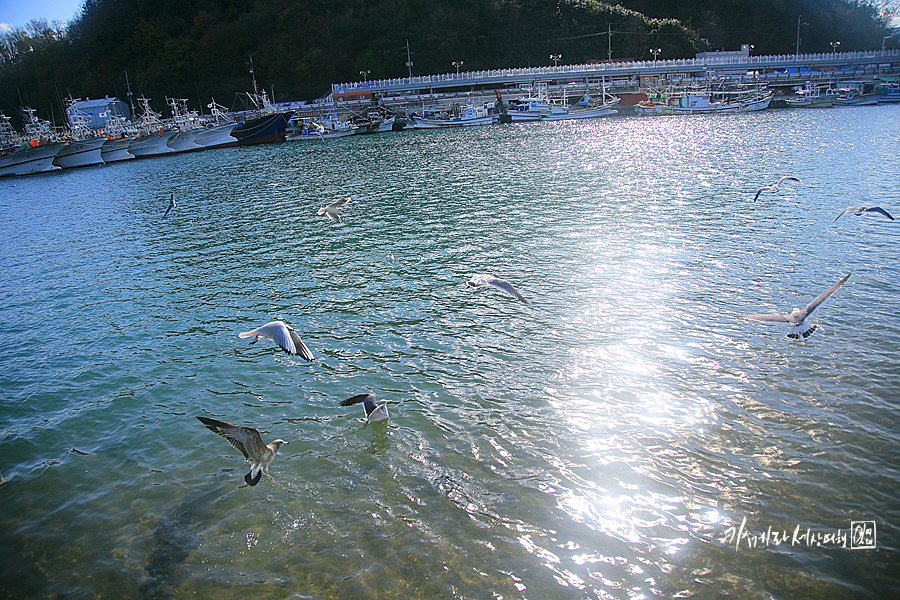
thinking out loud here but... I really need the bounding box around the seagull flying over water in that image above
[739,273,850,339]
[467,274,528,303]
[317,196,350,224]
[163,193,176,217]
[753,176,800,201]
[834,206,894,222]
[238,321,314,360]
[196,416,287,486]
[339,393,389,425]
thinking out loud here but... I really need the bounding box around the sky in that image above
[0,0,84,31]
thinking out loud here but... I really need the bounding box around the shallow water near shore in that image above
[1,106,899,599]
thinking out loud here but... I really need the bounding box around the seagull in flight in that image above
[467,274,528,303]
[753,176,800,201]
[739,273,850,339]
[317,196,350,224]
[196,416,287,486]
[339,393,389,425]
[834,206,894,222]
[163,193,176,217]
[238,321,314,360]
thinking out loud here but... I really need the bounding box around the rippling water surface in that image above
[1,107,899,599]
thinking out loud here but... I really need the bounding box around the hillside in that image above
[0,0,893,127]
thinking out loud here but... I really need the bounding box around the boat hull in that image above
[232,112,292,145]
[541,107,618,121]
[0,141,65,177]
[100,138,135,163]
[129,130,178,158]
[192,123,238,149]
[53,137,106,168]
[635,95,771,115]
[411,115,496,128]
[167,131,201,153]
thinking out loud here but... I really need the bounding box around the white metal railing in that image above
[331,49,899,94]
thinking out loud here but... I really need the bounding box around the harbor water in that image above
[1,106,898,599]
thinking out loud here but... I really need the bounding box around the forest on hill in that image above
[0,0,895,127]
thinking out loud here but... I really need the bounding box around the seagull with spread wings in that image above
[467,274,528,303]
[317,195,350,223]
[197,416,287,486]
[238,321,314,360]
[339,393,389,425]
[834,206,894,222]
[753,176,800,201]
[163,193,176,217]
[738,273,850,339]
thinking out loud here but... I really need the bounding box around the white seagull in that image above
[753,176,800,201]
[467,274,528,303]
[739,273,851,339]
[196,416,287,486]
[339,393,389,425]
[238,321,314,360]
[834,206,894,222]
[317,196,351,224]
[163,193,176,217]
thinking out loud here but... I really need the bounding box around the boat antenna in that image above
[249,55,261,108]
[124,71,135,120]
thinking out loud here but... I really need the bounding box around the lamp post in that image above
[453,61,463,75]
[360,70,370,82]
[650,47,661,66]
[830,41,840,57]
[884,36,892,53]
[550,54,562,67]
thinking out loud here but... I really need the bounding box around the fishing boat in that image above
[410,103,496,128]
[192,101,238,149]
[874,80,900,103]
[52,101,106,168]
[99,114,135,163]
[287,112,357,140]
[128,98,177,158]
[834,85,880,106]
[541,92,620,121]
[635,87,772,115]
[784,83,836,108]
[0,113,64,177]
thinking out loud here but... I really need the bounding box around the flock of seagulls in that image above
[741,175,893,339]
[186,178,889,485]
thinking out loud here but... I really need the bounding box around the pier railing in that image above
[332,49,900,97]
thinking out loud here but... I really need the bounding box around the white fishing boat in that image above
[834,86,880,106]
[54,137,106,168]
[784,83,836,108]
[128,98,176,158]
[192,101,238,149]
[0,113,64,177]
[99,114,135,163]
[52,101,106,168]
[411,104,496,128]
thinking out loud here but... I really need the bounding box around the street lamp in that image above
[550,54,562,67]
[453,61,463,75]
[830,40,840,56]
[650,47,661,66]
[884,36,892,53]
[360,70,370,82]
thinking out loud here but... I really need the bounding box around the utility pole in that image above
[607,24,612,61]
[795,15,802,58]
[405,40,413,78]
